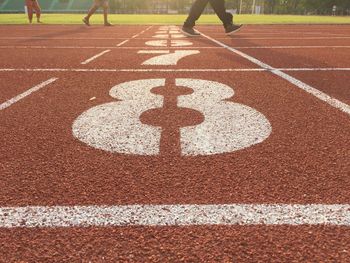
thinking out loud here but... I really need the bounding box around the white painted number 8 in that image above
[73,79,272,156]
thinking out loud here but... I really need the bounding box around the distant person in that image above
[83,0,112,26]
[332,5,337,16]
[181,0,242,37]
[25,0,42,24]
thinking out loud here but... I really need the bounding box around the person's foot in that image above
[83,17,90,26]
[104,22,113,26]
[225,24,243,35]
[37,20,43,24]
[181,26,200,37]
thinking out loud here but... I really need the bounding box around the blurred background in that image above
[0,0,349,16]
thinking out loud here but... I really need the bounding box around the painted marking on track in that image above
[3,45,350,49]
[73,79,164,155]
[2,68,350,73]
[115,26,153,47]
[2,36,350,40]
[73,78,271,156]
[145,40,193,47]
[81,50,111,65]
[0,204,349,228]
[138,50,200,66]
[152,34,185,39]
[0,78,58,111]
[178,79,271,155]
[138,50,170,54]
[116,40,129,47]
[199,31,350,116]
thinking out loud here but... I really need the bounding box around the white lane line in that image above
[0,78,58,111]
[2,45,350,50]
[1,68,350,73]
[199,31,350,116]
[0,204,349,228]
[2,36,350,40]
[116,40,129,47]
[115,26,153,47]
[132,26,153,38]
[81,50,111,65]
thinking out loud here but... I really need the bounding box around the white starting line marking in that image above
[1,68,350,72]
[199,31,350,116]
[81,50,111,65]
[2,45,350,49]
[2,36,350,40]
[0,204,349,228]
[0,78,58,111]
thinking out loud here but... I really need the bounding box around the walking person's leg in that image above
[83,0,100,26]
[208,0,232,27]
[182,0,209,37]
[32,0,42,23]
[25,0,34,24]
[102,0,112,26]
[209,0,242,35]
[83,0,112,26]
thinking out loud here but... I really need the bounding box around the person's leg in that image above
[208,0,232,27]
[209,0,242,35]
[183,0,209,28]
[83,0,100,25]
[32,0,42,23]
[102,1,111,26]
[25,0,34,23]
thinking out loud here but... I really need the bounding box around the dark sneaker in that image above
[104,22,113,27]
[82,17,90,26]
[225,24,243,35]
[181,26,200,37]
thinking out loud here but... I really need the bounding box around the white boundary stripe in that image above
[1,68,350,73]
[80,50,111,65]
[199,31,350,116]
[0,78,58,111]
[0,204,349,228]
[2,36,350,40]
[2,45,350,50]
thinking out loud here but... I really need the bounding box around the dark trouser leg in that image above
[183,0,209,28]
[209,0,233,27]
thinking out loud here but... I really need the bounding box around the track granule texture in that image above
[0,24,349,261]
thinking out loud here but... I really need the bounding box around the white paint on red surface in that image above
[1,204,349,227]
[145,40,193,47]
[81,50,111,65]
[72,78,271,156]
[139,50,200,65]
[178,79,272,155]
[72,79,164,155]
[199,31,350,116]
[0,78,58,111]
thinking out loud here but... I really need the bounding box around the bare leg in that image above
[86,5,99,20]
[32,0,42,23]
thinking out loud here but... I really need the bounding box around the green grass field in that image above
[0,14,349,25]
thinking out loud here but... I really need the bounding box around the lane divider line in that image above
[0,204,349,228]
[1,68,350,73]
[2,36,350,40]
[2,45,350,50]
[0,78,58,111]
[199,31,350,116]
[81,50,111,65]
[116,26,153,47]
